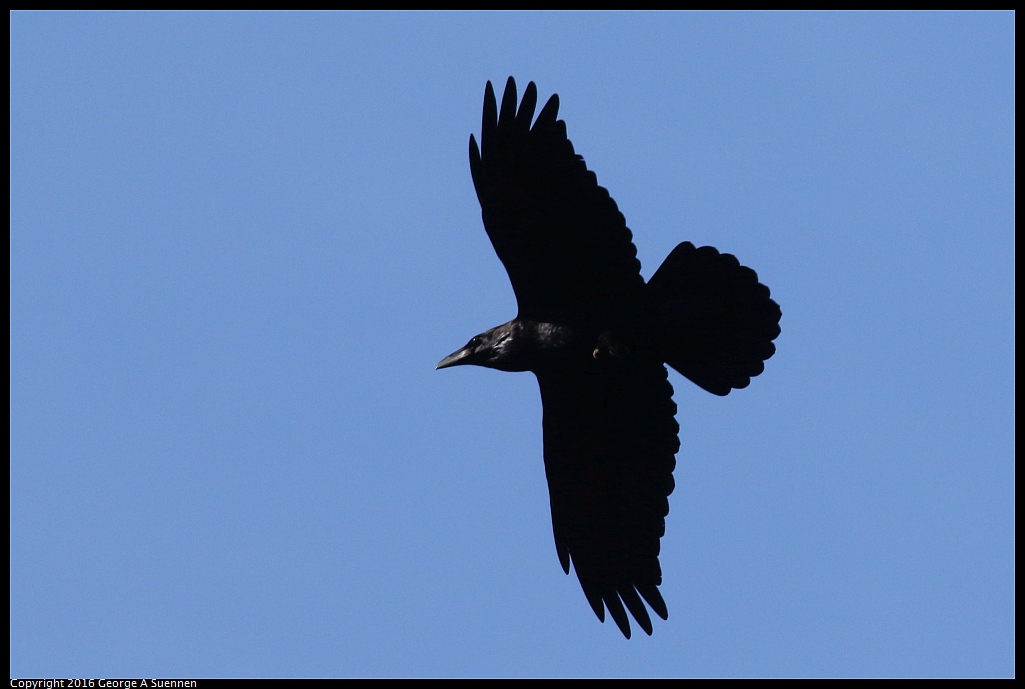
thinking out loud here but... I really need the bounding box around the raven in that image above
[438,78,781,638]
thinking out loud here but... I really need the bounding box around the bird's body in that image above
[439,78,781,638]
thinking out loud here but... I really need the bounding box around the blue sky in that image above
[10,12,1014,678]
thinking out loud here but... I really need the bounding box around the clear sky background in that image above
[10,12,1014,678]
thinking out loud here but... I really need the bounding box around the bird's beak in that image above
[436,346,473,370]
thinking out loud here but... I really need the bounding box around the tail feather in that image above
[648,242,781,396]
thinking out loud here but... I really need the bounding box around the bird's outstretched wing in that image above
[469,78,646,323]
[536,357,679,638]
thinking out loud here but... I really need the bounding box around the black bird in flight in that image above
[438,78,781,638]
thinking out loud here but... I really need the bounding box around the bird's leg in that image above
[592,331,630,360]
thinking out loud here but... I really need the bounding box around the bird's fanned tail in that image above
[648,242,781,396]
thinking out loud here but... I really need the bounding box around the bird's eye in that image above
[469,336,482,348]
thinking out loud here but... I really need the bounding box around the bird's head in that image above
[436,320,531,373]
